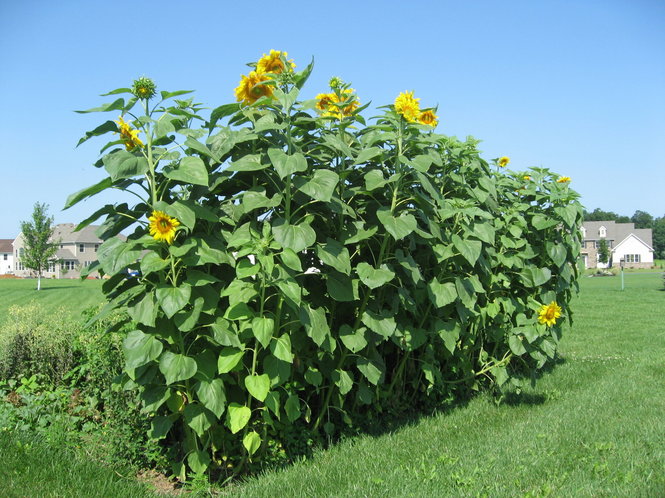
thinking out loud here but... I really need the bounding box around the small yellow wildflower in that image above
[538,301,562,327]
[557,176,571,183]
[523,175,531,181]
[116,116,143,151]
[256,50,295,74]
[148,210,180,244]
[394,91,421,123]
[418,109,438,127]
[498,156,510,167]
[234,71,273,106]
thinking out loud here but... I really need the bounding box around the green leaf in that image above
[268,148,308,179]
[194,379,226,419]
[127,292,158,327]
[272,218,316,253]
[531,214,558,230]
[304,368,323,387]
[123,330,163,369]
[520,267,552,287]
[356,262,395,289]
[280,249,302,272]
[102,150,148,181]
[326,271,359,302]
[140,385,169,413]
[236,258,260,279]
[317,238,351,275]
[264,391,281,419]
[140,251,170,275]
[243,431,262,456]
[155,283,192,318]
[97,237,142,275]
[546,242,567,267]
[64,177,113,209]
[245,374,271,402]
[159,352,197,385]
[332,369,354,395]
[455,277,477,309]
[242,187,282,213]
[77,120,119,147]
[354,147,382,165]
[149,415,174,440]
[75,97,126,114]
[185,269,220,286]
[224,302,255,320]
[361,310,397,339]
[227,403,251,434]
[163,156,209,186]
[339,325,368,353]
[452,234,482,266]
[227,154,267,172]
[217,347,245,373]
[184,404,214,437]
[264,355,291,387]
[251,317,274,349]
[271,334,293,363]
[187,450,211,475]
[209,103,241,129]
[293,169,339,202]
[364,169,389,191]
[285,394,301,422]
[435,319,461,354]
[211,319,243,348]
[509,334,527,355]
[299,305,330,347]
[376,207,417,240]
[357,357,384,385]
[427,279,457,308]
[277,277,302,306]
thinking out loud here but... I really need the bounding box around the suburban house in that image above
[0,239,14,275]
[580,221,654,269]
[12,224,105,279]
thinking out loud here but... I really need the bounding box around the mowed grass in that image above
[0,278,104,325]
[229,272,665,497]
[1,273,663,496]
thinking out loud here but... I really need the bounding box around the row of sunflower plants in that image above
[68,50,583,482]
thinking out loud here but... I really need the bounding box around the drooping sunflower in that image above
[234,71,274,105]
[116,116,143,151]
[557,176,571,183]
[418,109,438,127]
[148,210,180,244]
[394,91,421,123]
[538,301,562,327]
[256,49,295,74]
[498,156,510,167]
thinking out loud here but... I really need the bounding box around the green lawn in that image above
[1,273,663,496]
[0,278,104,325]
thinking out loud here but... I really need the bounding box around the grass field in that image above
[0,278,104,325]
[1,272,664,496]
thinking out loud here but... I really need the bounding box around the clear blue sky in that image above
[1,0,663,237]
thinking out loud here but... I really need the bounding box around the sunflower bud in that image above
[329,76,343,89]
[132,76,157,100]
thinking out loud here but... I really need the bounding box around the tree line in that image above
[583,208,665,259]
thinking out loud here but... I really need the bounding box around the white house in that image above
[580,221,654,269]
[0,239,14,275]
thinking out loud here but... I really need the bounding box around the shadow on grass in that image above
[37,286,81,291]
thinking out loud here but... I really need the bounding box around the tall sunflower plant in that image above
[68,50,583,482]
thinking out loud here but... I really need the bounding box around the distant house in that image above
[12,224,106,279]
[0,239,14,275]
[580,221,654,269]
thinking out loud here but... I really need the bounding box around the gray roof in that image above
[51,224,104,244]
[0,239,12,252]
[582,220,652,247]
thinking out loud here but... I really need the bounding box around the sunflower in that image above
[538,301,562,327]
[148,210,180,244]
[418,109,438,127]
[523,175,531,181]
[132,76,157,100]
[394,91,421,123]
[116,116,143,151]
[498,156,510,168]
[315,89,359,119]
[256,49,295,74]
[234,71,274,105]
[557,176,571,183]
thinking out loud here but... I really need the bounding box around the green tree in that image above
[19,202,58,290]
[598,238,610,265]
[631,210,654,229]
[583,208,629,223]
[652,216,665,260]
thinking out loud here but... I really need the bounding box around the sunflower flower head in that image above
[523,175,531,181]
[315,88,359,120]
[538,301,562,327]
[418,109,438,127]
[116,116,144,151]
[394,91,421,123]
[557,176,571,183]
[256,50,295,75]
[498,156,510,168]
[148,210,180,244]
[234,71,274,106]
[131,76,157,100]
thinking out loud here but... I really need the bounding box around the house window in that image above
[16,261,24,271]
[61,260,76,270]
[19,248,24,257]
[48,262,55,272]
[599,226,607,238]
[94,244,99,252]
[60,244,64,249]
[79,244,85,253]
[624,254,641,263]
[2,254,6,261]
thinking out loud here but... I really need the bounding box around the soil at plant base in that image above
[137,469,183,495]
